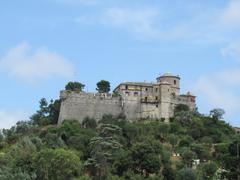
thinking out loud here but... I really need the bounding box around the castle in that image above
[58,73,196,124]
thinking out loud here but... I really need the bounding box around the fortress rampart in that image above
[58,91,123,124]
[58,73,196,124]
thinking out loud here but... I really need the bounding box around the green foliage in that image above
[0,104,237,179]
[131,138,162,176]
[82,117,97,129]
[112,149,132,176]
[96,80,111,93]
[85,123,123,179]
[199,162,218,180]
[210,108,225,122]
[179,136,193,147]
[0,167,36,180]
[48,99,61,124]
[181,149,196,167]
[174,104,190,114]
[175,111,193,126]
[30,98,61,126]
[34,148,82,180]
[169,134,178,151]
[176,168,197,180]
[65,81,85,91]
[222,136,240,179]
[190,143,211,161]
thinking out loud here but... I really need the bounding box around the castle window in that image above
[145,88,148,91]
[155,88,158,92]
[125,91,130,96]
[156,105,158,108]
[145,97,148,102]
[125,85,128,90]
[174,80,176,85]
[134,92,138,96]
[155,96,158,100]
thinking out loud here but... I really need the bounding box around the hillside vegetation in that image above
[0,99,239,180]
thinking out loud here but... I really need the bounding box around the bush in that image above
[34,148,82,180]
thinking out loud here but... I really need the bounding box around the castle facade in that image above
[58,73,196,124]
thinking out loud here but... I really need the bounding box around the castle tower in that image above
[157,73,180,96]
[159,81,171,122]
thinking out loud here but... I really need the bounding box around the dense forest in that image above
[0,82,239,180]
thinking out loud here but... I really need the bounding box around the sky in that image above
[0,0,240,128]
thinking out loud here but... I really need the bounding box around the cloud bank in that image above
[103,7,159,38]
[193,41,240,125]
[0,42,75,83]
[221,42,240,62]
[221,0,240,28]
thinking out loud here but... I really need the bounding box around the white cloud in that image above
[221,42,240,62]
[103,7,159,38]
[218,69,240,85]
[221,0,240,28]
[99,5,230,42]
[0,109,28,129]
[71,1,240,43]
[193,69,240,124]
[0,42,75,83]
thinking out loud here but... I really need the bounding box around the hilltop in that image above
[0,96,239,179]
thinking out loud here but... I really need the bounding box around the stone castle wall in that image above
[58,91,196,123]
[58,74,196,124]
[58,91,123,124]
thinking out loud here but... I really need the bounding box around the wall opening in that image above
[145,97,148,102]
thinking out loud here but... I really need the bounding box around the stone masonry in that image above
[58,73,196,124]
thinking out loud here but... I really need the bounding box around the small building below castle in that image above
[58,73,196,124]
[234,127,240,134]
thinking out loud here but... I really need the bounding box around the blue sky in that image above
[0,0,240,128]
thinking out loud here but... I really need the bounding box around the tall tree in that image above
[210,108,225,122]
[48,99,61,124]
[85,124,122,179]
[96,80,110,93]
[224,136,240,180]
[65,82,85,91]
[131,138,162,176]
[30,98,61,126]
[34,148,82,180]
[30,98,50,126]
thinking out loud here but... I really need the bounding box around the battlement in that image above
[60,90,120,100]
